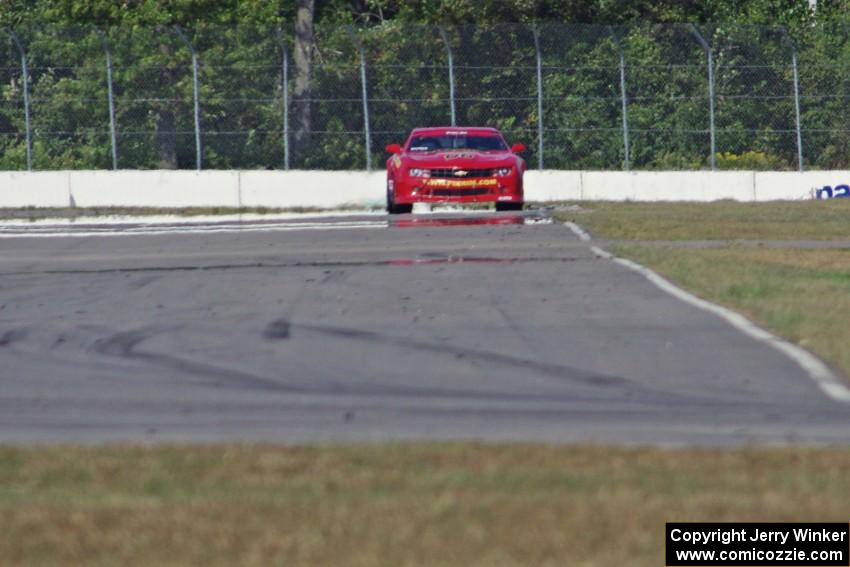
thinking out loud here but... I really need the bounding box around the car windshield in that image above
[408,134,507,152]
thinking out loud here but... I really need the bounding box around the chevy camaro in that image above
[384,127,526,214]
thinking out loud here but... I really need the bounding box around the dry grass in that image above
[554,200,850,240]
[1,444,850,566]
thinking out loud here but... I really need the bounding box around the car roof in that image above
[408,127,502,137]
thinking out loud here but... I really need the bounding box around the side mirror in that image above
[385,143,402,154]
[511,143,527,154]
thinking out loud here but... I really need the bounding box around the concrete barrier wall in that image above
[69,171,241,208]
[523,171,582,201]
[581,171,757,201]
[0,172,71,207]
[1,170,847,208]
[752,171,844,201]
[240,171,385,208]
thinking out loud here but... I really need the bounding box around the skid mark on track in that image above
[298,322,643,392]
[85,322,625,404]
[320,269,348,285]
[263,318,291,340]
[91,326,307,394]
[2,319,807,420]
[128,274,162,290]
[0,328,28,347]
[295,323,779,407]
[485,271,538,354]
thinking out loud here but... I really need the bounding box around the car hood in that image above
[402,150,517,167]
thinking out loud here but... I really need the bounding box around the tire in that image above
[386,180,413,214]
[496,202,524,212]
[388,202,413,215]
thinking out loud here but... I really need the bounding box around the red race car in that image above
[384,127,526,214]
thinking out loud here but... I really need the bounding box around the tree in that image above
[292,0,314,165]
[155,37,178,169]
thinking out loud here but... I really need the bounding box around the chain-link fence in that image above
[2,23,849,171]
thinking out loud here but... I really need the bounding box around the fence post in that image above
[174,26,202,170]
[790,46,803,172]
[347,26,371,171]
[608,26,630,171]
[689,25,716,171]
[438,27,456,126]
[98,30,118,170]
[779,27,805,172]
[8,31,32,171]
[277,27,290,170]
[533,26,544,170]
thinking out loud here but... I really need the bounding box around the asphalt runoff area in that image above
[1,211,848,445]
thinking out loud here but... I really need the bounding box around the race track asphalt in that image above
[1,210,848,445]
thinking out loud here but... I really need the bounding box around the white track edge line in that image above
[0,222,388,238]
[590,245,613,259]
[565,222,850,403]
[564,221,591,241]
[0,210,385,228]
[565,221,612,259]
[0,220,384,234]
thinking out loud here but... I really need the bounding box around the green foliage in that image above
[0,1,848,170]
[0,0,291,27]
[716,150,784,170]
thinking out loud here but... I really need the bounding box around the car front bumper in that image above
[393,176,523,204]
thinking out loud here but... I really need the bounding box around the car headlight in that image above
[495,167,512,176]
[409,168,426,177]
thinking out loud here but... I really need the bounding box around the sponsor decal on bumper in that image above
[422,178,499,188]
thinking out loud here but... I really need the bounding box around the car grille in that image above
[429,168,494,178]
[431,188,490,197]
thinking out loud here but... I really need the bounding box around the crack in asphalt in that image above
[0,255,591,278]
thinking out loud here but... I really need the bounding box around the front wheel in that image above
[496,202,524,212]
[388,202,413,215]
[386,180,413,214]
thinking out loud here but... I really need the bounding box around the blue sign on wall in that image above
[815,185,850,199]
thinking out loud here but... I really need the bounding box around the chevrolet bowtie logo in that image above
[453,170,469,177]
